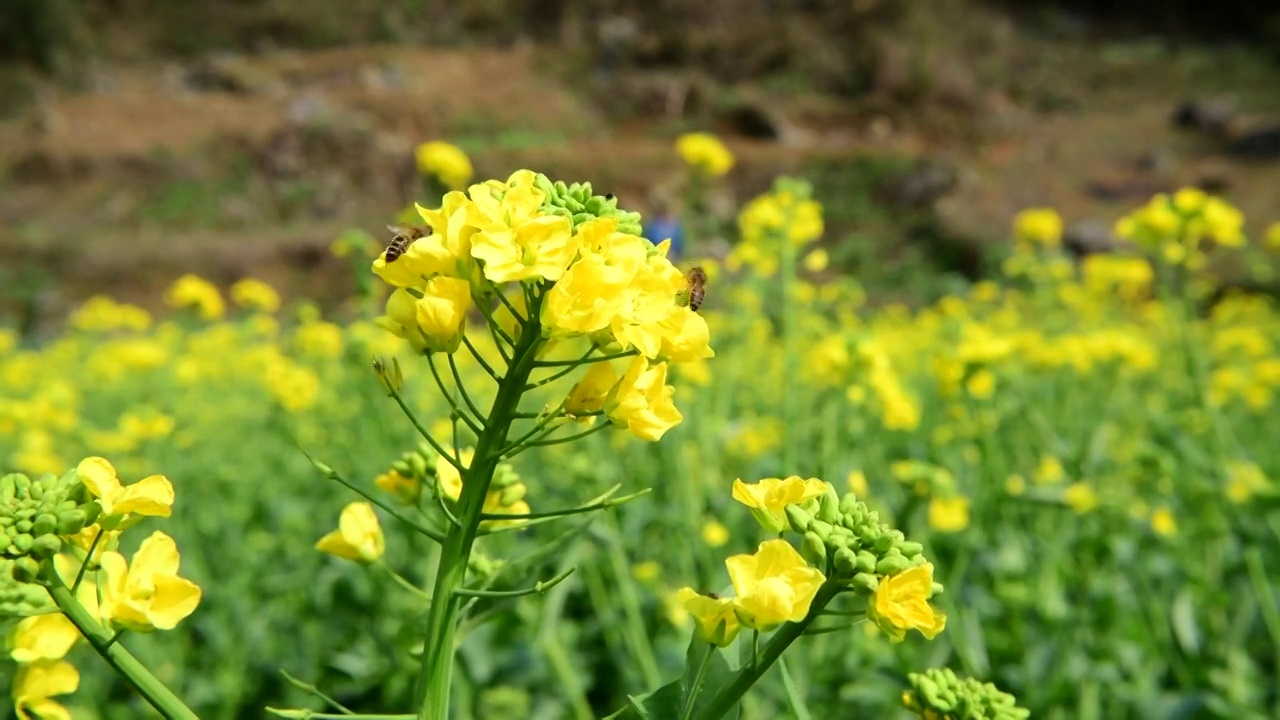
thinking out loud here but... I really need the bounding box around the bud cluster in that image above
[786,489,935,597]
[902,668,1029,720]
[533,175,643,235]
[0,558,55,616]
[0,472,99,562]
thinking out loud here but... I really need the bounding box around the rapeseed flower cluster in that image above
[676,132,734,177]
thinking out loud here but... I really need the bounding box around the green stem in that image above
[691,582,841,720]
[41,563,200,720]
[679,646,715,720]
[415,301,546,720]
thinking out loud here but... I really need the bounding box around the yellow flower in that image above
[1225,460,1269,503]
[315,502,386,564]
[658,309,715,363]
[603,356,683,441]
[1265,222,1280,250]
[965,369,996,399]
[676,132,734,177]
[375,469,421,505]
[1063,482,1098,513]
[75,456,174,523]
[10,615,79,664]
[633,561,661,582]
[164,274,225,320]
[13,660,78,720]
[229,278,281,313]
[68,296,152,333]
[542,219,647,335]
[295,321,344,358]
[701,520,730,548]
[415,141,473,190]
[726,539,826,630]
[1013,208,1063,247]
[605,255,688,359]
[803,247,830,272]
[869,563,946,642]
[675,587,741,646]
[847,470,869,498]
[376,278,471,354]
[469,176,579,283]
[1005,474,1027,496]
[1150,506,1177,537]
[928,496,970,533]
[731,476,832,534]
[99,531,202,632]
[372,231,460,288]
[1034,456,1065,485]
[436,449,475,501]
[564,361,618,419]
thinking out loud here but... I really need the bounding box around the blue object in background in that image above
[644,214,686,259]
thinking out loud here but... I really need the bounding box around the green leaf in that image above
[1170,590,1202,654]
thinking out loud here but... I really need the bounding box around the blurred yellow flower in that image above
[1265,221,1280,250]
[1225,461,1269,503]
[675,587,740,646]
[1034,456,1065,485]
[315,502,385,565]
[415,141,473,190]
[375,469,421,505]
[100,531,203,632]
[1150,506,1177,537]
[1005,474,1027,496]
[731,476,831,534]
[847,469,869,498]
[869,563,946,642]
[1013,208,1063,247]
[1063,482,1098,513]
[803,248,830,272]
[229,278,281,314]
[632,560,661,582]
[965,369,996,399]
[701,520,730,548]
[13,660,78,720]
[165,274,225,320]
[928,496,970,533]
[726,539,825,630]
[69,296,152,333]
[676,132,734,177]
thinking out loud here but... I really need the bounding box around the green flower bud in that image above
[808,519,834,541]
[57,509,88,536]
[491,463,521,490]
[931,582,945,597]
[9,534,33,555]
[499,483,526,507]
[902,668,1029,720]
[839,492,861,516]
[392,459,415,477]
[817,493,839,524]
[851,572,878,594]
[32,513,58,536]
[834,547,858,575]
[12,557,39,583]
[30,535,61,558]
[785,504,813,533]
[876,552,912,576]
[572,212,594,226]
[15,519,32,534]
[856,550,877,574]
[801,531,827,565]
[899,540,924,557]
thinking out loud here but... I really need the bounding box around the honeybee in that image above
[383,225,431,264]
[684,266,707,312]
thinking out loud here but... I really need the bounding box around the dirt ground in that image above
[2,39,1278,326]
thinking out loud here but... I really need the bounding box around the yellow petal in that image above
[10,615,79,663]
[315,529,360,561]
[131,532,182,577]
[76,456,122,501]
[146,574,203,630]
[111,475,175,517]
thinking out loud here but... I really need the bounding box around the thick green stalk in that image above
[691,583,841,720]
[41,564,200,720]
[415,308,544,720]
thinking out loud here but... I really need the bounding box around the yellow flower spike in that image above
[603,356,683,441]
[675,132,734,177]
[229,278,281,314]
[10,615,79,663]
[928,496,971,533]
[731,476,832,534]
[415,141,473,190]
[701,520,730,548]
[13,659,79,720]
[315,502,386,565]
[75,456,174,522]
[726,539,826,631]
[99,531,202,632]
[675,587,741,647]
[868,562,946,642]
[564,361,619,419]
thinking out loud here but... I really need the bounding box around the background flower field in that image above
[4,168,1280,717]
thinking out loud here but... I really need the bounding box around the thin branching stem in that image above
[426,354,484,435]
[387,389,462,471]
[533,349,637,368]
[525,345,597,390]
[461,334,502,382]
